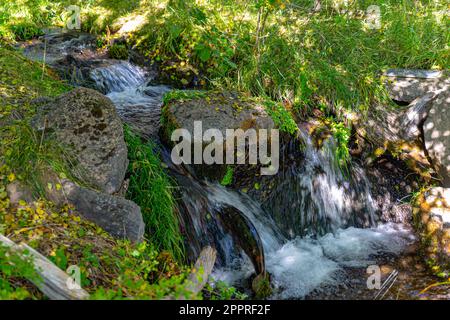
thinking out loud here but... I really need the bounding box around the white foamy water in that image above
[213,223,415,299]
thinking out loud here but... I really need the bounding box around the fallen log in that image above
[0,234,89,300]
[185,246,217,295]
[164,246,217,300]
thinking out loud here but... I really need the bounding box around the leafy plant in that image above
[263,100,298,135]
[0,244,41,300]
[220,166,234,186]
[9,22,43,41]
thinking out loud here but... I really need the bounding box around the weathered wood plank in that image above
[384,69,445,79]
[164,246,217,300]
[0,234,89,300]
[185,246,217,296]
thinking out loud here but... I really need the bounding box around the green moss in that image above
[162,89,207,105]
[108,43,128,60]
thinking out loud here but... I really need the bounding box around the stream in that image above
[19,31,449,300]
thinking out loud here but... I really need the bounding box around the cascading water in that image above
[90,61,170,139]
[90,61,147,93]
[89,60,416,299]
[262,128,377,239]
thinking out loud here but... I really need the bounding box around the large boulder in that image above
[161,91,275,180]
[358,92,438,179]
[32,87,128,195]
[414,187,450,276]
[423,90,450,187]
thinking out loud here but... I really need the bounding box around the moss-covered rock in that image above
[414,187,450,277]
[161,91,275,181]
[31,87,128,195]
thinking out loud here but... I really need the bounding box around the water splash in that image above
[211,190,414,299]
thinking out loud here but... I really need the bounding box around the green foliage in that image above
[9,22,43,41]
[220,166,234,186]
[329,121,351,171]
[263,100,298,135]
[0,244,41,300]
[2,0,448,115]
[108,43,128,60]
[204,280,247,300]
[0,47,194,299]
[0,122,81,196]
[124,126,185,262]
[0,47,77,196]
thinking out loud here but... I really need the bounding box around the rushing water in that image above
[89,59,419,299]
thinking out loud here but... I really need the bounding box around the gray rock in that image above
[161,91,275,180]
[6,181,33,206]
[32,87,128,194]
[423,90,450,187]
[162,91,274,139]
[384,69,449,103]
[47,179,144,242]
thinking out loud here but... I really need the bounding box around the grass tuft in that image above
[124,126,185,262]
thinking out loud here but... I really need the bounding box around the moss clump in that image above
[162,89,207,105]
[108,43,128,60]
[251,273,272,299]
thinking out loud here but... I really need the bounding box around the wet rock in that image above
[16,30,117,90]
[46,178,144,242]
[384,69,450,103]
[423,90,450,187]
[32,87,128,195]
[218,205,266,275]
[414,187,450,275]
[365,155,420,224]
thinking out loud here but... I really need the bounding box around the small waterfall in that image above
[90,62,170,138]
[262,129,376,239]
[197,181,413,299]
[90,61,147,93]
[89,59,415,299]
